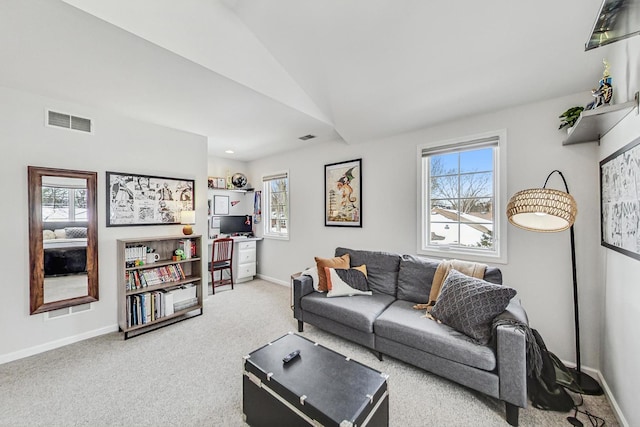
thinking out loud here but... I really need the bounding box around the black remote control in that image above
[283,350,301,363]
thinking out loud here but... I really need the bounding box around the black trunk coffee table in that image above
[243,332,389,426]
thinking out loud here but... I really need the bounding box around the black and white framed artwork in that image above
[600,136,640,260]
[106,171,194,226]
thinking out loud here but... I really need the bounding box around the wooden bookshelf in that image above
[117,235,203,339]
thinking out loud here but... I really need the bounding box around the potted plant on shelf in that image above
[558,106,584,131]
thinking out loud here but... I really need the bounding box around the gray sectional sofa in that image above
[292,247,529,426]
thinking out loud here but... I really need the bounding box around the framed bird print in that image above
[325,158,362,227]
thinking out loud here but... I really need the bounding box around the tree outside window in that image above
[419,130,507,263]
[428,148,494,249]
[42,186,87,221]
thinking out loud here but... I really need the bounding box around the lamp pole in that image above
[545,171,602,395]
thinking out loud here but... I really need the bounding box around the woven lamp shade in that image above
[506,188,577,232]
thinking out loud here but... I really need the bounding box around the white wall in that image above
[597,36,640,427]
[0,86,208,362]
[249,93,603,373]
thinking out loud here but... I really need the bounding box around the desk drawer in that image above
[237,250,256,264]
[237,263,256,279]
[238,241,256,251]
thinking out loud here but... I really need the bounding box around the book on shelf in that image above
[144,293,152,323]
[140,294,146,324]
[176,264,185,279]
[153,292,161,320]
[125,245,148,267]
[132,295,139,326]
[179,239,193,259]
[164,290,174,316]
[125,262,191,291]
[127,296,132,327]
[128,291,169,326]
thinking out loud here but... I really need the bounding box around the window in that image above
[418,130,507,263]
[262,171,289,239]
[42,184,88,222]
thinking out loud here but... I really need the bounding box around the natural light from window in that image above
[419,130,507,263]
[262,171,289,240]
[42,186,88,222]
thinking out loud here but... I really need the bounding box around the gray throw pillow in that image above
[430,269,516,345]
[64,227,87,239]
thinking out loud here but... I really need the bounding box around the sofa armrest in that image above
[495,298,529,325]
[496,299,529,408]
[293,275,314,321]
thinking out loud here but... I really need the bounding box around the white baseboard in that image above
[560,360,628,426]
[597,371,629,427]
[256,274,289,287]
[0,324,118,365]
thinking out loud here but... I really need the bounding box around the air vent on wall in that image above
[47,110,93,133]
[298,134,316,141]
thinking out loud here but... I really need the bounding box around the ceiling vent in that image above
[298,134,316,141]
[47,110,93,133]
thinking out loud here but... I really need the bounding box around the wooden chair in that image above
[210,238,234,294]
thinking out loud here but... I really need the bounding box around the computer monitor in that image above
[219,215,253,235]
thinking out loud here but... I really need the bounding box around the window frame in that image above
[262,170,290,240]
[42,185,88,222]
[417,129,508,264]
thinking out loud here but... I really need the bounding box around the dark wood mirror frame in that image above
[28,166,99,314]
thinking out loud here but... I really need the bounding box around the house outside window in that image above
[262,171,289,240]
[418,130,507,263]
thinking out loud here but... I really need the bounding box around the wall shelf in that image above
[563,92,639,145]
[210,187,254,193]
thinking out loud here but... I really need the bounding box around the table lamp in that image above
[181,210,195,235]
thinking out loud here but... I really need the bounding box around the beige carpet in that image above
[0,280,619,426]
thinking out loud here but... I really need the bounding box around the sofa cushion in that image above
[374,300,497,371]
[301,292,395,333]
[315,254,350,292]
[430,270,516,345]
[335,247,400,297]
[397,255,440,304]
[325,267,372,297]
[483,266,503,285]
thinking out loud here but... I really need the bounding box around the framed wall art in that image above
[106,171,194,227]
[600,135,640,261]
[208,176,227,189]
[325,158,362,227]
[214,195,229,215]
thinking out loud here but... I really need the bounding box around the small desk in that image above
[208,237,262,283]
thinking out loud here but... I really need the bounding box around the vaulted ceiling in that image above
[1,0,610,161]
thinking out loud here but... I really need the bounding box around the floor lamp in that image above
[506,169,603,396]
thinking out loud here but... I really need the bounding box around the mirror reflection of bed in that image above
[42,220,89,303]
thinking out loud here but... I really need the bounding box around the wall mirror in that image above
[28,166,99,314]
